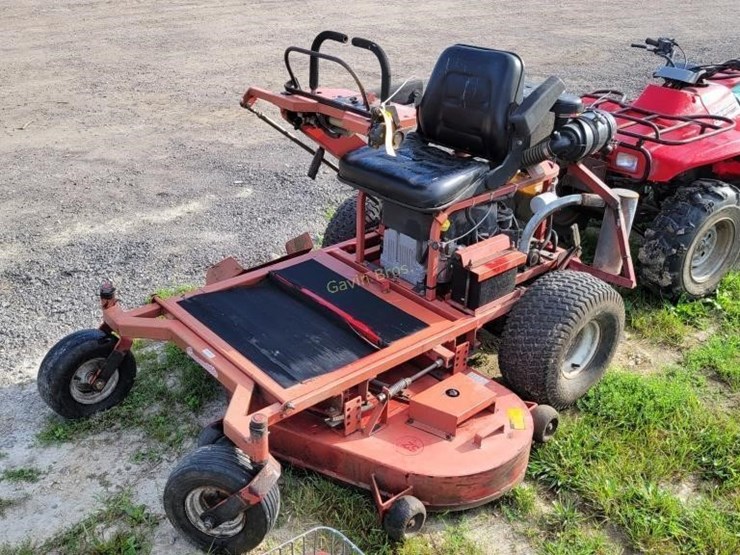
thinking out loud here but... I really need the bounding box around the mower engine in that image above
[378,95,618,293]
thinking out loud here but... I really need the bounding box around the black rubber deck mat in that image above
[178,260,428,388]
[272,259,427,342]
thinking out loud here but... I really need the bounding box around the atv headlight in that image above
[615,152,639,173]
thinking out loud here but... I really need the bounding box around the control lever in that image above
[307,147,325,179]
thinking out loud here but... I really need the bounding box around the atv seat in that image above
[338,44,564,211]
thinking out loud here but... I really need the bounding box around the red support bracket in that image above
[370,474,413,519]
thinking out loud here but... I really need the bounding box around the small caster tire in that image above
[531,405,559,443]
[164,444,280,555]
[197,420,231,447]
[37,329,136,419]
[383,495,426,541]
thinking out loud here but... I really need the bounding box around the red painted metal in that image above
[268,372,532,511]
[92,60,640,531]
[583,79,740,182]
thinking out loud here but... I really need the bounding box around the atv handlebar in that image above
[631,37,679,67]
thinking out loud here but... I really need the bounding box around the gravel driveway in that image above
[0,0,737,551]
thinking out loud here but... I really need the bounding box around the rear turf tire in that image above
[37,329,136,419]
[498,270,624,408]
[322,195,382,247]
[164,444,280,555]
[639,179,740,299]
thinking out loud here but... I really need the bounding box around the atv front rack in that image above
[583,89,735,146]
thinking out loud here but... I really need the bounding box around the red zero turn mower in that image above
[568,37,740,299]
[37,32,638,554]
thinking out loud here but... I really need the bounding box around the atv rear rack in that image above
[583,89,735,146]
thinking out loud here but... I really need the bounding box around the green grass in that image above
[277,467,392,553]
[323,205,337,222]
[1,467,42,484]
[684,333,740,390]
[148,284,197,301]
[399,522,484,555]
[275,467,489,555]
[37,342,220,453]
[528,367,740,554]
[499,483,537,520]
[624,272,740,347]
[0,490,158,555]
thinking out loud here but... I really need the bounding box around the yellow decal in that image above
[507,407,526,430]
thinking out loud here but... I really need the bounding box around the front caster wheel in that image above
[164,444,280,554]
[383,495,427,541]
[531,405,559,443]
[197,419,231,447]
[37,329,136,419]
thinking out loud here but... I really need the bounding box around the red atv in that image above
[575,37,740,298]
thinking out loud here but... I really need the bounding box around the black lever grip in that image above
[351,37,391,101]
[309,31,349,91]
[645,38,659,47]
[631,43,648,49]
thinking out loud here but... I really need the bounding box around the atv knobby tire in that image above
[499,270,624,408]
[639,179,740,299]
[322,195,382,247]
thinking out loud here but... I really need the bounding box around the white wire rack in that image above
[260,526,366,555]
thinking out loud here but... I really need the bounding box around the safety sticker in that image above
[507,407,526,430]
[186,347,218,378]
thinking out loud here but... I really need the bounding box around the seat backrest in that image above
[417,45,524,165]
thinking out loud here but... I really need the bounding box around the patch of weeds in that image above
[399,522,484,555]
[37,341,220,451]
[539,524,620,555]
[0,490,156,555]
[684,333,740,390]
[163,342,219,412]
[323,205,337,222]
[130,447,164,464]
[279,467,392,554]
[715,271,740,326]
[624,272,739,346]
[50,490,157,555]
[529,368,740,554]
[623,290,692,346]
[0,451,6,460]
[1,467,42,483]
[0,542,35,555]
[499,483,536,520]
[0,497,18,518]
[148,284,197,301]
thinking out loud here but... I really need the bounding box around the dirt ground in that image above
[1,1,738,553]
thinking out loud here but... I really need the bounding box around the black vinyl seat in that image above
[339,134,488,210]
[338,44,526,211]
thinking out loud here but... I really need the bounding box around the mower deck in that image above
[270,372,533,511]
